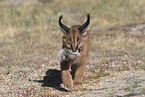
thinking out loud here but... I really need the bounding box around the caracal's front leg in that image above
[73,60,88,85]
[61,61,73,89]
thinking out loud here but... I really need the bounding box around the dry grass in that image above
[0,0,145,96]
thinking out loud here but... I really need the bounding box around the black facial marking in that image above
[77,37,79,41]
[72,29,75,41]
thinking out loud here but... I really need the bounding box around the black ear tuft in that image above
[78,14,90,35]
[58,15,70,34]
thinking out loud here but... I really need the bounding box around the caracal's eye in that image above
[67,42,72,46]
[77,42,82,46]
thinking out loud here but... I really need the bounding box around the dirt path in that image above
[74,70,145,97]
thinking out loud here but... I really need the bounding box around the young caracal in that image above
[58,14,90,90]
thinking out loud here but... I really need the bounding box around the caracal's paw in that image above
[62,78,73,91]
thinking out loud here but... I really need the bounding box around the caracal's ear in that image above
[78,14,90,36]
[58,15,70,35]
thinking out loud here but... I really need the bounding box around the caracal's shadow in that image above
[31,69,68,91]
